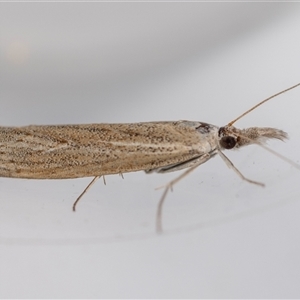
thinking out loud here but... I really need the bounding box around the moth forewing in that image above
[145,121,219,173]
[0,121,217,179]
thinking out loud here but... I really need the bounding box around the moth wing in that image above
[145,152,213,174]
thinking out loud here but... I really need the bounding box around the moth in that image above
[0,82,299,233]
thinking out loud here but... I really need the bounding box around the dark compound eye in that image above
[220,136,236,149]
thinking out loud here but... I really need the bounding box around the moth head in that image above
[218,125,288,150]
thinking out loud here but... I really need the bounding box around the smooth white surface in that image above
[1,2,300,298]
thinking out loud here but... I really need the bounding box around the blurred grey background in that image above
[1,3,300,299]
[0,3,295,124]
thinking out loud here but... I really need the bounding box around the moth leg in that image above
[156,153,210,234]
[73,176,101,211]
[217,150,265,187]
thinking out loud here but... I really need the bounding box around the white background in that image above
[1,2,300,298]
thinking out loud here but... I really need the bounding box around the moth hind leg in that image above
[72,176,102,211]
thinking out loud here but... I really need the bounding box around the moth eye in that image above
[220,136,236,149]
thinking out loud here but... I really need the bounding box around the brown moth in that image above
[1,83,299,233]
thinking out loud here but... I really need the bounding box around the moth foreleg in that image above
[217,150,264,187]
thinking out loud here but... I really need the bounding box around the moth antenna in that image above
[257,142,300,170]
[228,82,300,126]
